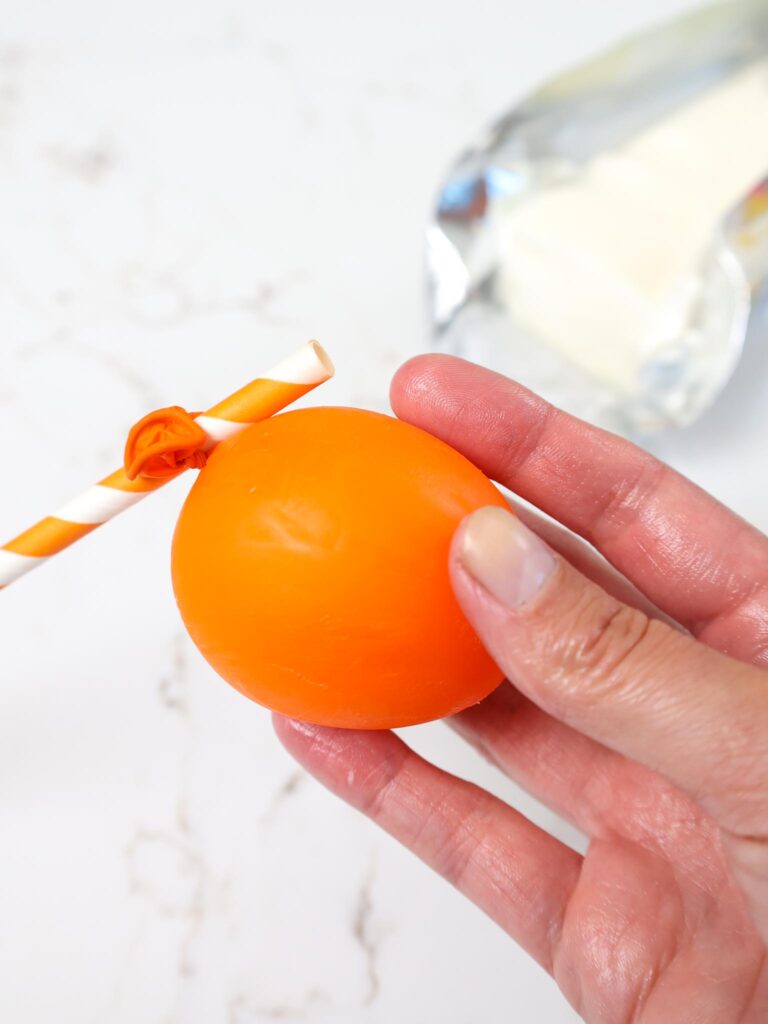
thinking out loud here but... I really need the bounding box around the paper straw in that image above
[0,341,334,589]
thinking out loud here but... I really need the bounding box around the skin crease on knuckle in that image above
[352,743,413,821]
[415,798,496,891]
[516,578,671,718]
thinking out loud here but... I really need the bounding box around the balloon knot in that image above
[124,406,208,481]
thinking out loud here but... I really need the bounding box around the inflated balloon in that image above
[172,407,506,728]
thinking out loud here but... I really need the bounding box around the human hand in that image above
[275,355,768,1022]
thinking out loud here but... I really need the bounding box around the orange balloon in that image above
[171,407,506,728]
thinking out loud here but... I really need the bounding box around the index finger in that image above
[391,355,768,665]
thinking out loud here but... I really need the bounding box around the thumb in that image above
[450,506,768,837]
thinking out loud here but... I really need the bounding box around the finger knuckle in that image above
[430,815,485,888]
[552,596,658,703]
[425,802,503,890]
[355,746,410,819]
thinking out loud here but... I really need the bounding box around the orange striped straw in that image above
[0,341,334,589]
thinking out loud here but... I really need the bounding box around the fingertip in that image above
[389,353,463,419]
[273,714,411,809]
[272,714,360,788]
[272,713,325,753]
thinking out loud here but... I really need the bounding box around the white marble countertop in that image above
[2,1,766,1021]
